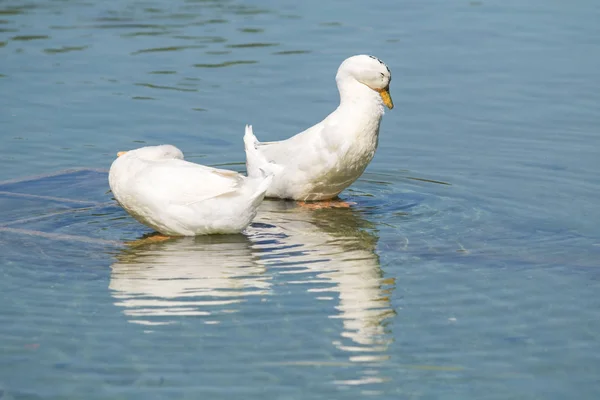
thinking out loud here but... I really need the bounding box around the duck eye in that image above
[380,72,385,78]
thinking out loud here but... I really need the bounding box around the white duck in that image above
[109,130,272,237]
[244,54,394,204]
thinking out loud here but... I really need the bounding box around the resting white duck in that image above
[244,54,394,207]
[109,134,272,238]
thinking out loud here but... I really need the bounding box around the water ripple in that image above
[273,50,311,55]
[134,82,197,92]
[131,45,206,55]
[193,60,257,68]
[43,45,88,54]
[11,35,49,41]
[226,42,278,48]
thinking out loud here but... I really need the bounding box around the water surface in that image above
[1,0,600,398]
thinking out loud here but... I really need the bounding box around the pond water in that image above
[1,0,600,399]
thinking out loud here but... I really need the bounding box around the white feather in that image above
[109,144,272,236]
[245,55,393,201]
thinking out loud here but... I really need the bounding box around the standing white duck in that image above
[109,132,272,237]
[244,54,394,205]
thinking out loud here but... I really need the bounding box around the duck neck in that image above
[336,75,385,117]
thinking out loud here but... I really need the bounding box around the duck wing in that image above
[130,158,244,207]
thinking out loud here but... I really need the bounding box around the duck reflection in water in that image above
[110,199,395,375]
[252,200,396,365]
[109,234,269,326]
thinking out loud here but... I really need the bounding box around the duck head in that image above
[336,55,393,110]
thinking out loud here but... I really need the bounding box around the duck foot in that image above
[297,200,355,210]
[125,233,172,247]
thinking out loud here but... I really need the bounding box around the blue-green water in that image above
[1,0,600,398]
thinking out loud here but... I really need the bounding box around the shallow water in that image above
[1,0,600,398]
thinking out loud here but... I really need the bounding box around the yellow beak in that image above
[377,87,394,109]
[117,151,127,157]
